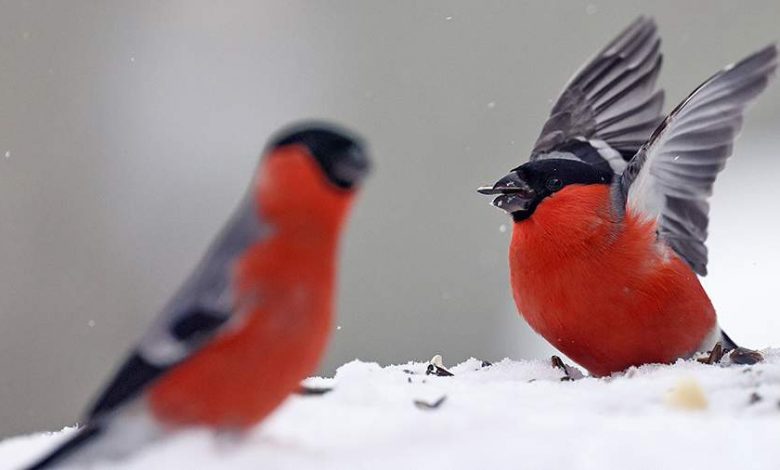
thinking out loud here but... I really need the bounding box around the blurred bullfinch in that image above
[25,123,371,468]
[478,17,777,376]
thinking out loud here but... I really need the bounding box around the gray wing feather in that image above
[137,192,267,365]
[85,191,267,420]
[533,16,664,159]
[620,45,777,275]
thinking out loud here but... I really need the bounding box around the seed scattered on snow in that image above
[729,347,764,365]
[296,386,333,396]
[426,354,454,376]
[430,354,444,368]
[414,396,446,410]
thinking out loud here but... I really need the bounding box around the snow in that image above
[2,350,779,470]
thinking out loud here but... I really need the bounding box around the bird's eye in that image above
[546,177,563,191]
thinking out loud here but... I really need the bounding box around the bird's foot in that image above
[551,355,584,381]
[697,342,725,365]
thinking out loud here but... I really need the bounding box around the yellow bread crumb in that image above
[665,377,708,411]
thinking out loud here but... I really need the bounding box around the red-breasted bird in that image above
[24,123,370,468]
[478,17,777,377]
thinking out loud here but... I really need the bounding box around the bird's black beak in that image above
[477,172,535,214]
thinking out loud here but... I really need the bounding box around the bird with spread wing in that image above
[479,17,777,376]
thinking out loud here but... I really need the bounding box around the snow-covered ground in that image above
[2,350,778,470]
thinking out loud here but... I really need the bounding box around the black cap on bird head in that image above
[478,158,613,221]
[269,122,371,190]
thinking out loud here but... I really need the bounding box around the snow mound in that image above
[3,350,779,470]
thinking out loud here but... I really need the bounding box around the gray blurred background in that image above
[1,0,779,438]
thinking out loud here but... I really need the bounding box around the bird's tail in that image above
[720,329,739,350]
[21,406,163,469]
[22,424,103,470]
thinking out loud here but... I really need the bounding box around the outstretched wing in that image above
[532,16,664,163]
[86,194,267,420]
[619,45,777,275]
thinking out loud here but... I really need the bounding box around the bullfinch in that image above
[479,17,777,376]
[25,122,370,468]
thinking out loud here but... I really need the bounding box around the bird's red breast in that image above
[509,184,716,376]
[148,148,354,427]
